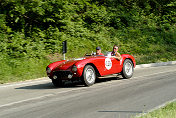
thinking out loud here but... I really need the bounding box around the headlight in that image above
[46,67,51,74]
[72,65,77,72]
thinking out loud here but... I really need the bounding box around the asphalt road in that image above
[0,65,176,118]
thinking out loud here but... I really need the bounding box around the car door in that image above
[99,57,121,76]
[110,57,122,74]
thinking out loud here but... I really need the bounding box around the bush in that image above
[0,0,175,83]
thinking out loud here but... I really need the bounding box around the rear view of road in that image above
[0,65,176,118]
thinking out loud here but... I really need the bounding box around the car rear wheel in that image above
[122,59,134,79]
[52,79,64,87]
[82,65,96,86]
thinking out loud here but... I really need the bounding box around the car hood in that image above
[54,57,86,70]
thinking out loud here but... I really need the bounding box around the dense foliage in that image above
[0,0,176,83]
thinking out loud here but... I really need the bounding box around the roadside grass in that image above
[137,101,176,118]
[0,57,51,84]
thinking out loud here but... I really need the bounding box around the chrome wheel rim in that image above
[85,68,95,83]
[125,62,133,76]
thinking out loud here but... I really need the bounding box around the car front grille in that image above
[53,71,73,79]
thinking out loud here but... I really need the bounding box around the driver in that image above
[111,45,122,60]
[96,46,104,56]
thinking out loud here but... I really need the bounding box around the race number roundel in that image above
[105,58,112,70]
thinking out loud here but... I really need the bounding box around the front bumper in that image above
[52,70,73,80]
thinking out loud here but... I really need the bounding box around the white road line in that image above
[133,69,176,80]
[0,62,175,88]
[0,69,176,108]
[1,67,175,89]
[0,93,53,108]
[0,78,49,88]
[0,87,84,108]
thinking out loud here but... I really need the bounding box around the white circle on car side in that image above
[105,58,112,70]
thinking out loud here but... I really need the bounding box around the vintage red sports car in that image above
[46,52,136,87]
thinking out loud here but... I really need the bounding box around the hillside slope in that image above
[0,0,175,83]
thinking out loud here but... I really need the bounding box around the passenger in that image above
[111,45,122,60]
[96,46,104,56]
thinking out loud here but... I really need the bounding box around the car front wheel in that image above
[82,65,96,86]
[122,59,134,79]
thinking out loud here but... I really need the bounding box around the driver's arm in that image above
[114,52,122,60]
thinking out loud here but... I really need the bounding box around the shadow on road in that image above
[98,110,144,113]
[15,75,126,90]
[15,81,84,90]
[15,82,55,90]
[96,76,125,83]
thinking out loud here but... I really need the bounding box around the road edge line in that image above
[135,61,176,69]
[136,98,176,117]
[0,60,176,87]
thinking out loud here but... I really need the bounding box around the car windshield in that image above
[103,51,112,57]
[85,51,112,57]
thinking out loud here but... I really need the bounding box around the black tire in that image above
[82,65,96,86]
[122,59,134,79]
[52,79,64,87]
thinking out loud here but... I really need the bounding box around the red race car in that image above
[46,52,136,87]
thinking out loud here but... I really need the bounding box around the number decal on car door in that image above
[105,58,112,70]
